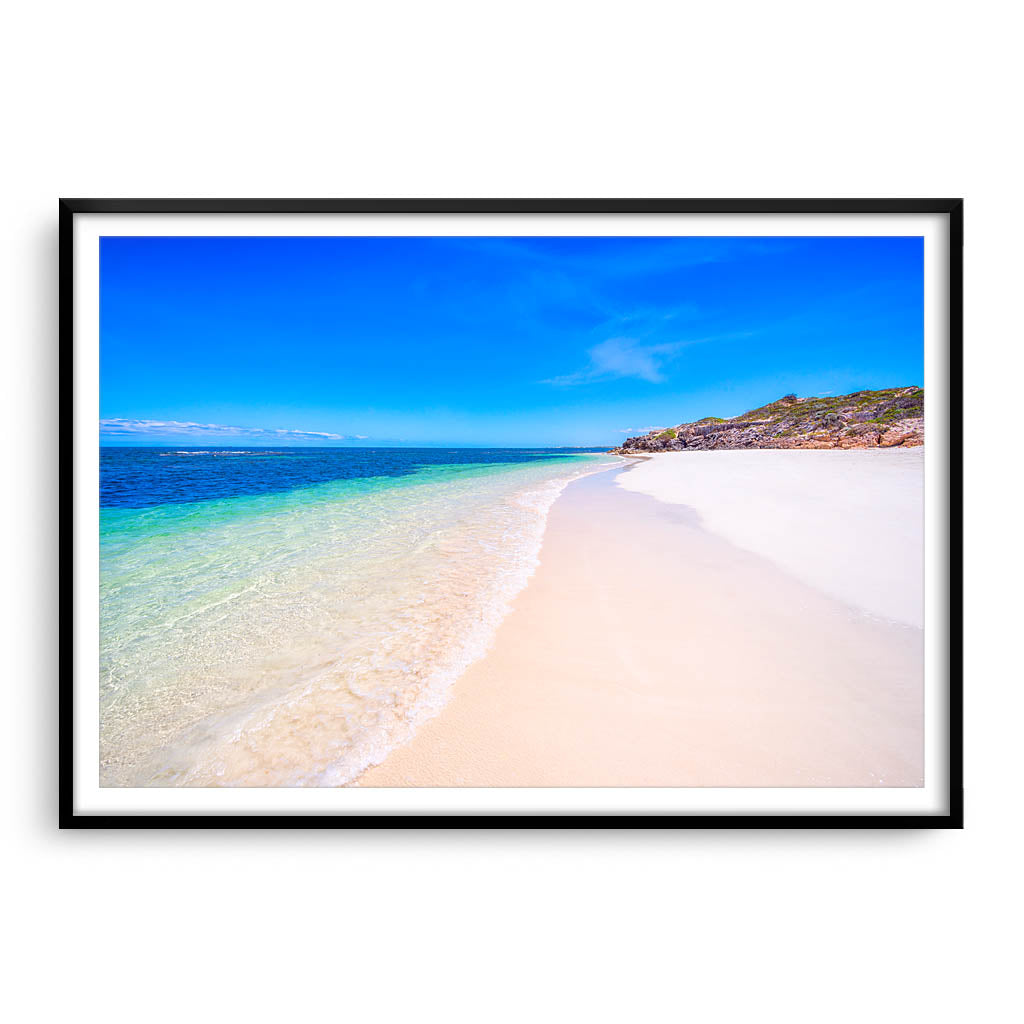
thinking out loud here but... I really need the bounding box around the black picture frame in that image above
[61,197,963,829]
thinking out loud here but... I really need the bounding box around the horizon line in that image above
[99,442,616,449]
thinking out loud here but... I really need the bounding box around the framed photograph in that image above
[62,198,962,827]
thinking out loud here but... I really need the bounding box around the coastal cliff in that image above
[610,387,923,454]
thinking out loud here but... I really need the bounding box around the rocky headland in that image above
[610,387,923,454]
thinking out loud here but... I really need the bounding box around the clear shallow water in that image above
[100,447,618,786]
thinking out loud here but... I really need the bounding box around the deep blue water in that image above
[100,446,611,509]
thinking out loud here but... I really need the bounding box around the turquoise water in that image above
[100,449,618,786]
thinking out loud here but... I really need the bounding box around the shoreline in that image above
[100,452,618,788]
[356,455,923,788]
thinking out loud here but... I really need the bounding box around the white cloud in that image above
[542,329,751,388]
[542,337,685,386]
[99,419,365,442]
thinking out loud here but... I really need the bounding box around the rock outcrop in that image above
[610,387,923,454]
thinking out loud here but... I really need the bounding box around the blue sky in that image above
[100,235,923,446]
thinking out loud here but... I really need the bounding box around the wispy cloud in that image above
[541,337,686,387]
[542,329,752,388]
[99,419,367,441]
[618,426,666,434]
[445,236,772,281]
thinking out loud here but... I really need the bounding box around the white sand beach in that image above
[618,449,925,627]
[357,450,924,788]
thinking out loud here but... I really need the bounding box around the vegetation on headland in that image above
[610,387,924,453]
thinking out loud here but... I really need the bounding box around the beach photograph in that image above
[16,3,1005,1016]
[97,232,926,791]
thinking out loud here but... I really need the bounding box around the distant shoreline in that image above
[98,443,618,451]
[612,387,924,454]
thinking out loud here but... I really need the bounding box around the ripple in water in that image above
[99,452,618,786]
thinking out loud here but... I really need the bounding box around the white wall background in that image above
[3,3,1016,1021]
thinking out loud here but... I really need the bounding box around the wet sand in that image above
[357,461,923,788]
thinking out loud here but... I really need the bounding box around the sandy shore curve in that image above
[356,454,923,788]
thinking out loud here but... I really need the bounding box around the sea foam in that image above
[100,454,618,786]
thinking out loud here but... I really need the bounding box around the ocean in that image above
[99,446,619,786]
